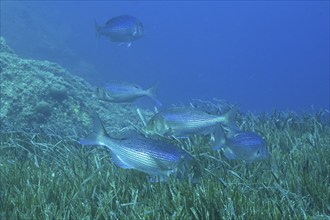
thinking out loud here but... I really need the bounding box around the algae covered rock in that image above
[34,101,52,122]
[0,36,146,136]
[48,84,69,102]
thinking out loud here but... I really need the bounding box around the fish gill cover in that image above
[1,37,330,219]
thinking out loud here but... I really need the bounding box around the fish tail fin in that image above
[95,87,108,101]
[220,107,242,139]
[146,82,162,106]
[212,125,226,150]
[79,114,110,146]
[222,107,239,129]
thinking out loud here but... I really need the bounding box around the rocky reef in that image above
[0,37,146,136]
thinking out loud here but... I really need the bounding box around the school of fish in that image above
[80,15,270,183]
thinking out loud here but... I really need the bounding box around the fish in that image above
[95,81,162,106]
[79,115,199,182]
[95,15,144,47]
[145,106,237,137]
[213,127,269,162]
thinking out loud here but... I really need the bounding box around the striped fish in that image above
[79,115,198,182]
[146,106,237,137]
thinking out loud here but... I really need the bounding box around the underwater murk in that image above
[0,1,329,219]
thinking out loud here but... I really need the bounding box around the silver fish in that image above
[146,107,236,137]
[213,127,269,162]
[95,15,144,47]
[95,81,161,106]
[79,115,198,181]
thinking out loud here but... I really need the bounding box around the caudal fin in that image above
[95,87,110,101]
[79,115,110,146]
[212,125,226,150]
[221,107,240,131]
[146,83,162,106]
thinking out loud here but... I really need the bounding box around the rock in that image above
[0,37,149,136]
[35,101,52,117]
[48,85,68,102]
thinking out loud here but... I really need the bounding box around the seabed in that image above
[1,37,329,219]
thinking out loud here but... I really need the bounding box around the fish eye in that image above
[256,150,261,156]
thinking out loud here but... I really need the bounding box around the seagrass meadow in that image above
[1,37,330,219]
[1,110,329,219]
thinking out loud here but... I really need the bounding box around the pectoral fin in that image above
[112,154,133,169]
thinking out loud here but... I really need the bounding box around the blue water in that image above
[1,1,329,112]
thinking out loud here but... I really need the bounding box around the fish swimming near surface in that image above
[95,81,162,106]
[213,127,269,162]
[145,106,237,137]
[95,15,144,47]
[79,115,199,182]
